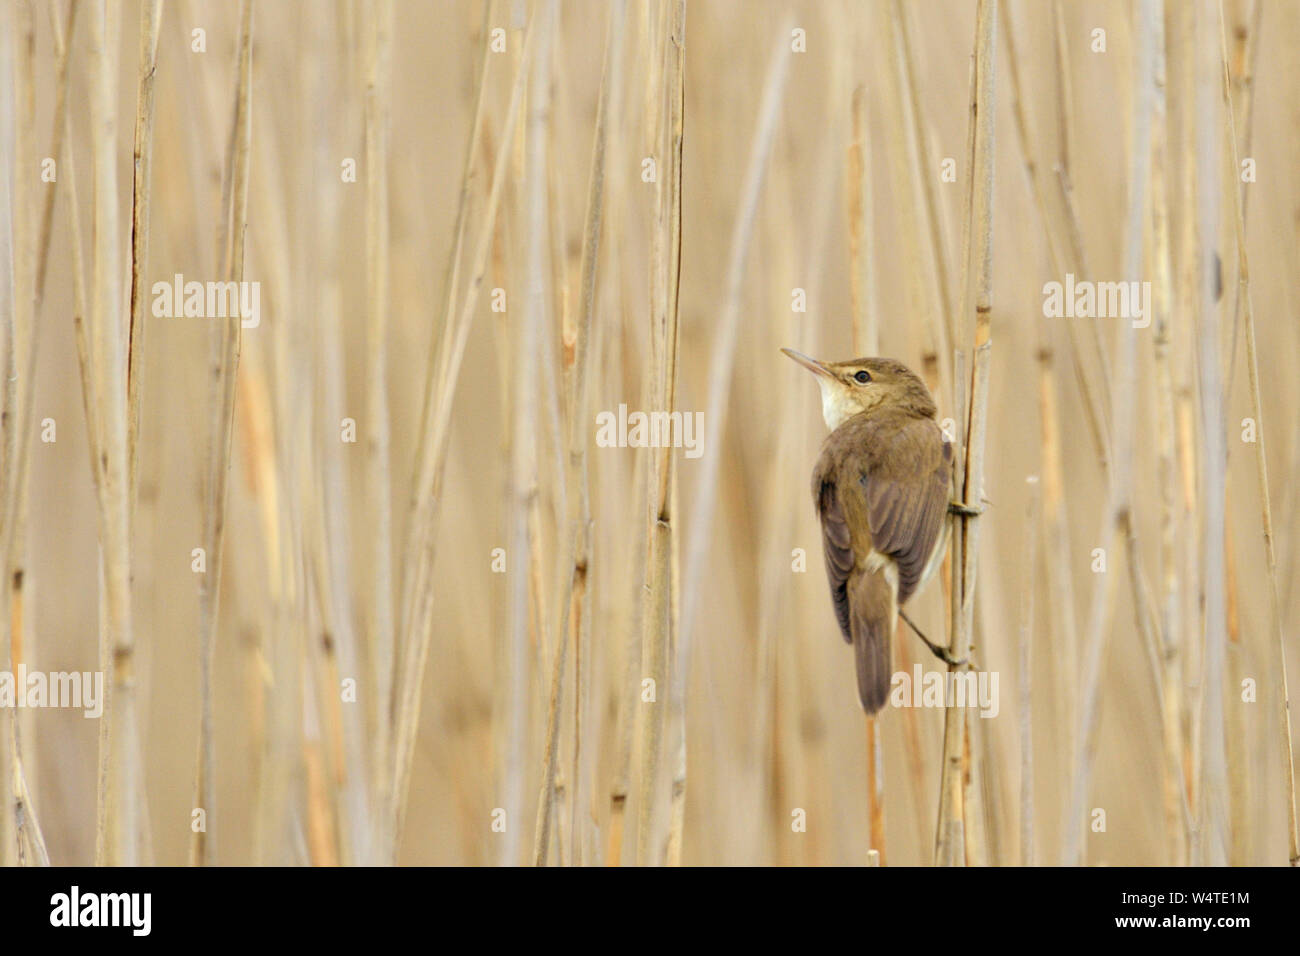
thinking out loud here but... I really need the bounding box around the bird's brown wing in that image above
[813,476,854,642]
[850,412,951,604]
[812,411,951,637]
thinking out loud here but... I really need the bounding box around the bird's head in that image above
[780,348,938,430]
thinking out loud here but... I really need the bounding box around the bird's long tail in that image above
[850,569,895,714]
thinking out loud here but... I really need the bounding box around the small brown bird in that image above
[782,349,954,713]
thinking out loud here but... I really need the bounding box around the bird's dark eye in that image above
[854,370,872,384]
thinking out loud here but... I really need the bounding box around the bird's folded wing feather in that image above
[814,477,855,641]
[814,413,951,625]
[857,414,951,602]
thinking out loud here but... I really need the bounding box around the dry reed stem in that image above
[573,0,628,865]
[0,0,50,865]
[935,0,996,869]
[192,0,253,866]
[389,0,492,852]
[664,457,684,866]
[49,0,106,570]
[1170,0,1205,860]
[846,85,875,355]
[57,0,113,867]
[1221,0,1260,396]
[1006,2,1109,471]
[890,0,953,367]
[0,0,22,870]
[674,12,789,658]
[1150,0,1192,866]
[1018,476,1040,866]
[33,2,76,308]
[670,17,790,860]
[1001,2,1083,859]
[532,0,623,867]
[1048,1,1113,469]
[673,10,798,867]
[1065,0,1160,867]
[1224,502,1250,863]
[605,1,664,867]
[634,0,685,867]
[876,1,939,379]
[281,7,362,860]
[126,0,163,508]
[84,0,144,868]
[362,0,395,861]
[391,8,540,855]
[866,716,885,863]
[507,4,557,864]
[1215,0,1298,865]
[519,0,559,867]
[1189,0,1228,867]
[42,0,125,868]
[238,82,309,864]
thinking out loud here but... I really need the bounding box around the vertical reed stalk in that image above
[935,0,996,868]
[362,0,395,861]
[1215,0,1298,866]
[1066,0,1159,867]
[85,0,144,869]
[1018,477,1040,865]
[0,0,51,865]
[515,0,557,865]
[192,0,253,866]
[634,0,685,866]
[890,0,953,367]
[1190,0,1228,867]
[846,85,875,356]
[1150,0,1191,866]
[391,10,538,856]
[127,0,163,506]
[533,0,623,867]
[0,0,22,870]
[387,0,490,853]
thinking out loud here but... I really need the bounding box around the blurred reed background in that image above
[0,0,1297,866]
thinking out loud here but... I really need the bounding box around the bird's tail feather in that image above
[851,570,895,714]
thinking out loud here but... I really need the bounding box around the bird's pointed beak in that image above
[781,347,834,379]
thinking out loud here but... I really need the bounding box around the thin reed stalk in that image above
[1190,0,1228,867]
[126,0,163,506]
[890,0,953,369]
[935,0,996,868]
[391,8,540,856]
[1150,0,1192,866]
[362,0,395,862]
[634,0,685,867]
[846,85,875,356]
[84,0,145,869]
[1065,0,1159,867]
[192,0,253,866]
[387,0,492,853]
[1215,0,1298,866]
[0,0,52,866]
[533,0,623,867]
[516,0,557,866]
[1018,476,1040,865]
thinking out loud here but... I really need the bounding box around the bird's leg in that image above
[899,610,967,667]
[948,500,984,517]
